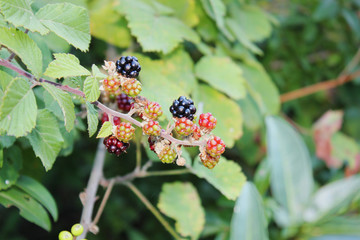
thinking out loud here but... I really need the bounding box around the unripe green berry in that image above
[58,230,73,240]
[71,223,84,236]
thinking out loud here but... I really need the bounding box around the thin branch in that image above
[91,179,115,229]
[135,138,142,170]
[0,58,205,148]
[143,169,191,177]
[76,141,106,240]
[280,70,360,103]
[125,182,184,240]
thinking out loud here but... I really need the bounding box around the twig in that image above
[280,70,360,103]
[0,58,206,148]
[76,141,106,240]
[143,169,191,177]
[135,138,142,170]
[125,182,184,240]
[91,179,115,229]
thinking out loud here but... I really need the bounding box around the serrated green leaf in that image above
[192,156,246,200]
[137,52,196,120]
[266,116,315,226]
[239,62,280,115]
[230,182,269,240]
[0,28,43,77]
[0,187,51,231]
[96,121,112,138]
[304,175,360,223]
[0,77,37,137]
[0,0,49,34]
[195,56,246,100]
[83,76,100,102]
[16,175,58,221]
[0,147,22,190]
[196,84,243,148]
[89,2,131,48]
[26,109,64,171]
[42,82,75,132]
[0,135,15,148]
[85,102,98,137]
[158,182,205,240]
[35,3,90,51]
[44,53,90,79]
[118,0,199,53]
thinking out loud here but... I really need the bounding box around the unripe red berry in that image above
[144,101,163,120]
[142,120,161,136]
[121,78,142,97]
[114,122,135,142]
[199,112,217,130]
[174,117,194,136]
[102,75,121,92]
[101,113,121,125]
[206,136,225,157]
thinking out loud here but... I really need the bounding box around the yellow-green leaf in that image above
[96,121,112,138]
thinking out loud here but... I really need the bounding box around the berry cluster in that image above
[170,96,196,120]
[116,56,141,78]
[99,57,226,168]
[58,223,85,240]
[103,136,130,156]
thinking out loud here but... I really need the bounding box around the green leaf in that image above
[0,70,13,90]
[26,109,64,171]
[85,102,98,137]
[0,28,43,77]
[313,0,339,21]
[309,216,360,236]
[83,64,104,102]
[228,4,272,42]
[192,156,246,200]
[195,56,246,100]
[254,158,270,196]
[239,62,280,115]
[89,2,131,48]
[16,175,58,221]
[96,121,112,138]
[196,84,243,148]
[0,77,37,137]
[158,182,205,239]
[0,0,48,34]
[137,52,196,120]
[0,147,22,190]
[0,149,2,168]
[237,94,262,130]
[118,0,200,53]
[304,175,360,223]
[156,0,199,27]
[44,53,90,79]
[330,132,360,169]
[0,187,51,231]
[230,182,269,240]
[35,3,90,51]
[42,82,76,132]
[266,116,315,226]
[0,135,16,148]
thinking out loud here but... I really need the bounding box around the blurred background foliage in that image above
[1,0,360,239]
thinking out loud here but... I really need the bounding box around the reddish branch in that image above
[0,58,205,147]
[280,70,360,103]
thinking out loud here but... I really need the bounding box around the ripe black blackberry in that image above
[116,93,134,112]
[103,136,130,156]
[116,56,141,78]
[169,96,196,120]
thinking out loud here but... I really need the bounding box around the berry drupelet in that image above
[103,136,130,156]
[169,96,196,121]
[116,56,141,78]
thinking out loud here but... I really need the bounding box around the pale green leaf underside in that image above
[230,182,269,240]
[44,53,90,79]
[0,77,37,137]
[0,0,49,34]
[96,121,112,138]
[0,28,43,77]
[192,156,246,200]
[16,175,58,221]
[196,84,243,148]
[195,56,246,100]
[42,82,76,132]
[0,187,51,231]
[35,2,90,51]
[26,109,64,171]
[158,182,205,239]
[119,0,199,53]
[266,116,315,226]
[85,102,98,137]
